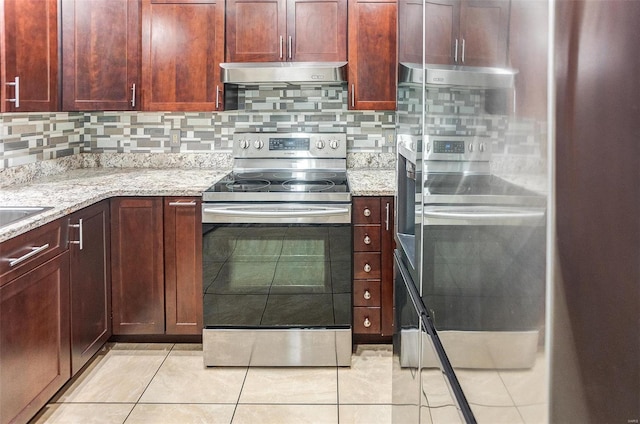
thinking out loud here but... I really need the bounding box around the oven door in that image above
[421,204,546,371]
[201,202,352,366]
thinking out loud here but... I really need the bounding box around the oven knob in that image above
[254,140,264,149]
[329,139,340,149]
[316,140,326,149]
[479,142,486,152]
[468,143,474,152]
[239,139,250,149]
[363,290,372,300]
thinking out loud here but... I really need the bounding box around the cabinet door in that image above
[287,0,347,61]
[69,201,111,375]
[459,0,509,67]
[141,0,225,111]
[226,0,285,62]
[398,0,425,63]
[61,0,140,111]
[348,0,397,111]
[164,198,203,335]
[424,0,460,65]
[111,197,165,335]
[2,0,58,112]
[0,253,70,424]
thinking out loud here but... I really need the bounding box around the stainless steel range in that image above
[202,132,352,367]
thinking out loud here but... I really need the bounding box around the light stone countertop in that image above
[1,167,397,243]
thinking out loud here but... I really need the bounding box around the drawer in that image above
[1,219,68,285]
[353,280,381,307]
[353,197,381,225]
[353,307,381,334]
[353,225,381,251]
[353,252,381,279]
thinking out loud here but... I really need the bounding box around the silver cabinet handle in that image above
[454,39,459,63]
[131,83,136,108]
[216,85,220,110]
[461,38,466,63]
[363,317,372,328]
[69,218,84,250]
[6,76,20,108]
[363,235,371,245]
[351,83,355,108]
[279,35,284,60]
[363,208,371,217]
[288,35,292,59]
[385,202,390,231]
[363,290,371,300]
[169,201,197,207]
[9,243,50,267]
[364,263,371,273]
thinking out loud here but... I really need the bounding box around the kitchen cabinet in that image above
[111,196,203,336]
[68,201,112,375]
[424,0,509,67]
[347,0,397,110]
[352,196,394,340]
[1,0,58,112]
[61,0,140,111]
[226,0,347,62]
[141,0,225,111]
[0,220,70,424]
[163,197,203,335]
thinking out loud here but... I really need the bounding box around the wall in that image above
[0,85,395,170]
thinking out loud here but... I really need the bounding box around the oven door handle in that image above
[203,206,350,218]
[423,206,545,226]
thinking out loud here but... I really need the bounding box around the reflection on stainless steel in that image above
[399,62,517,88]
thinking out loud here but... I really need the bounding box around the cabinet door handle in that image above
[288,35,292,59]
[279,35,284,60]
[5,76,20,108]
[385,202,390,231]
[363,317,372,328]
[216,85,220,110]
[461,38,466,63]
[351,83,355,108]
[364,263,371,273]
[9,243,50,267]
[363,208,371,217]
[169,201,197,207]
[363,235,371,245]
[69,218,84,250]
[363,290,371,300]
[454,39,459,63]
[131,83,136,108]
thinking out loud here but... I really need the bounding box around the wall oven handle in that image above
[203,206,349,218]
[424,207,545,226]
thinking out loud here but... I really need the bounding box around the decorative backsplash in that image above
[1,85,395,170]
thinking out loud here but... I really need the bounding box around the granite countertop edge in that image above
[1,167,398,242]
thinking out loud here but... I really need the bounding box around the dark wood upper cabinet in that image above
[61,0,140,111]
[424,0,509,67]
[398,0,425,64]
[226,0,346,62]
[141,0,225,111]
[2,0,58,112]
[348,0,397,110]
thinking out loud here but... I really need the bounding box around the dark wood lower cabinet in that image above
[0,252,70,424]
[69,201,111,375]
[110,197,165,335]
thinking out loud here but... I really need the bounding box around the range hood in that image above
[221,62,348,84]
[399,62,517,88]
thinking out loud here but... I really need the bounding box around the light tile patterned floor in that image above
[32,343,393,424]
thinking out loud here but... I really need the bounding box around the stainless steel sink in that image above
[0,206,53,229]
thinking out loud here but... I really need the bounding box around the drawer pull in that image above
[363,235,371,245]
[8,243,50,267]
[363,208,371,217]
[364,263,371,273]
[169,201,197,207]
[363,290,371,300]
[363,317,372,328]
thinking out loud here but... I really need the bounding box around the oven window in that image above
[421,224,546,332]
[203,224,352,328]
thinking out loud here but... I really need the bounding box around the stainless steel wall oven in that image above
[201,133,352,367]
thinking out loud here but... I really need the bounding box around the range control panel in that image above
[425,135,492,162]
[233,133,347,159]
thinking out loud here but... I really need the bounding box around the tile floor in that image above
[32,343,393,424]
